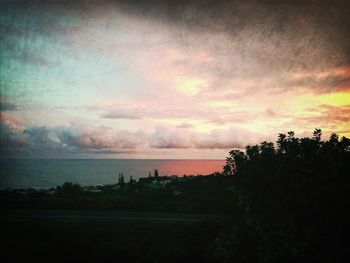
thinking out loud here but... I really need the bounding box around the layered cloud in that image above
[0,115,265,158]
[1,1,349,158]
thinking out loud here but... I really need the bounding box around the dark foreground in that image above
[0,130,348,262]
[0,209,223,222]
[0,210,226,263]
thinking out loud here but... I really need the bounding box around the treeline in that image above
[217,129,349,262]
[0,176,235,214]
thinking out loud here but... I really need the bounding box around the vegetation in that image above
[0,175,234,214]
[0,129,348,262]
[218,129,349,262]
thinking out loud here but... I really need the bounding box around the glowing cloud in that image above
[174,77,208,96]
[1,1,349,158]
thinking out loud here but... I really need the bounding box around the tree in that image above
[118,173,125,188]
[223,149,247,176]
[218,129,349,262]
[56,182,81,198]
[313,128,322,142]
[154,169,159,178]
[277,133,287,153]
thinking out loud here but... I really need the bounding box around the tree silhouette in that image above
[154,169,159,178]
[56,182,81,198]
[118,173,125,189]
[220,129,349,262]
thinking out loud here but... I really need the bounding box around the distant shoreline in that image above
[0,158,225,161]
[0,159,225,189]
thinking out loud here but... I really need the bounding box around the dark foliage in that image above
[219,129,349,262]
[0,176,235,214]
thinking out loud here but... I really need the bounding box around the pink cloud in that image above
[149,126,263,150]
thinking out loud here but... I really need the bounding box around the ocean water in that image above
[0,159,226,189]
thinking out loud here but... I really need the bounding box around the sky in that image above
[0,0,349,159]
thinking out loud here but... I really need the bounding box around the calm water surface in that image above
[0,159,225,189]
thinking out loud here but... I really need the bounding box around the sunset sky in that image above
[1,1,349,159]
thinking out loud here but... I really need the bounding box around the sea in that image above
[0,159,226,189]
